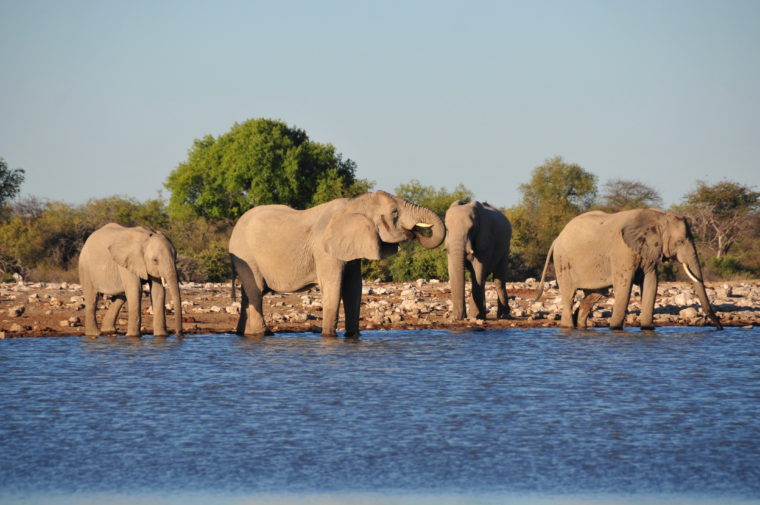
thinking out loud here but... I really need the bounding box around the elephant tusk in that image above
[682,263,701,284]
[467,249,475,256]
[415,222,433,228]
[161,277,168,288]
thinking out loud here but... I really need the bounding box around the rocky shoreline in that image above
[1,279,758,338]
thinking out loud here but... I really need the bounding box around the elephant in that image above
[534,208,722,330]
[445,200,512,320]
[79,223,183,337]
[229,190,445,337]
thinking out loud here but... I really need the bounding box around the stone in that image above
[8,305,25,317]
[679,307,699,321]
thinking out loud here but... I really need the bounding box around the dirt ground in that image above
[1,279,757,338]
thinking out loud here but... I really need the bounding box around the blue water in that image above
[1,327,759,504]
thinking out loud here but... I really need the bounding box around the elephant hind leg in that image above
[493,257,511,319]
[577,290,605,328]
[101,295,125,335]
[232,256,269,337]
[558,279,577,328]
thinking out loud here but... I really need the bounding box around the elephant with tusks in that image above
[229,191,445,337]
[534,208,722,330]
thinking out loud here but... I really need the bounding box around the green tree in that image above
[0,157,25,210]
[509,156,598,276]
[598,178,662,211]
[165,118,368,219]
[678,180,760,259]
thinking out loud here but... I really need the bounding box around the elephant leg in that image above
[609,270,634,330]
[123,278,143,337]
[469,261,487,319]
[150,279,168,337]
[317,259,345,337]
[558,277,576,328]
[101,295,125,335]
[493,256,510,319]
[639,270,658,330]
[577,291,605,329]
[81,271,100,337]
[233,257,269,337]
[341,260,362,337]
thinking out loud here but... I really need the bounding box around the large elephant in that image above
[445,200,512,320]
[229,190,445,337]
[79,223,183,337]
[534,208,722,330]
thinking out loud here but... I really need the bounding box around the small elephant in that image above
[534,208,722,330]
[445,200,512,320]
[79,223,183,337]
[229,190,445,337]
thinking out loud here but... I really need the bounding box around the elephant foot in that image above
[321,332,339,338]
[153,332,169,338]
[640,324,656,331]
[125,332,143,338]
[240,328,273,337]
[344,331,361,338]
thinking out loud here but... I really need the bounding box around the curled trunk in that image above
[398,199,446,249]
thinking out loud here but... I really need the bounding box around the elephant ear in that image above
[108,234,149,280]
[323,212,383,261]
[621,212,663,271]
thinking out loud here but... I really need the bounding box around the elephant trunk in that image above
[448,237,467,320]
[680,250,722,330]
[398,199,445,249]
[164,268,184,337]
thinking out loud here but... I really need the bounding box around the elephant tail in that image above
[533,241,555,302]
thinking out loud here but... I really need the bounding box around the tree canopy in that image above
[508,156,598,276]
[394,179,474,216]
[598,178,662,211]
[678,180,760,259]
[165,118,370,220]
[0,157,25,209]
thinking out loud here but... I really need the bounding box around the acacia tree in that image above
[679,180,760,259]
[507,156,598,276]
[598,178,662,211]
[165,118,369,220]
[0,158,25,209]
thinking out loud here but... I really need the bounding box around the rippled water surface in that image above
[1,327,759,504]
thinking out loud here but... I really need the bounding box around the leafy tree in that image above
[0,157,25,211]
[678,180,760,259]
[508,156,598,277]
[165,118,368,219]
[598,178,662,211]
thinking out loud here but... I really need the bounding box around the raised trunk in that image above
[398,199,446,249]
[448,239,467,320]
[682,252,723,330]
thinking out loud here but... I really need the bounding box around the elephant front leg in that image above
[150,279,168,337]
[81,274,100,337]
[124,280,143,337]
[341,260,362,337]
[101,295,125,335]
[609,271,634,330]
[469,262,487,320]
[639,270,658,330]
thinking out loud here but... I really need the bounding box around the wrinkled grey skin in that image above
[229,191,445,337]
[445,200,512,320]
[79,223,183,337]
[534,208,722,330]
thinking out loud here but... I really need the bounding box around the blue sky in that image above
[1,0,758,209]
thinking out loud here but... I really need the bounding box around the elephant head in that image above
[323,190,445,261]
[622,209,722,329]
[445,200,482,319]
[109,228,183,335]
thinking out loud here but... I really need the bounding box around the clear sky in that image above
[1,0,758,209]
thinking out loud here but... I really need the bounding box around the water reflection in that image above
[1,327,758,503]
